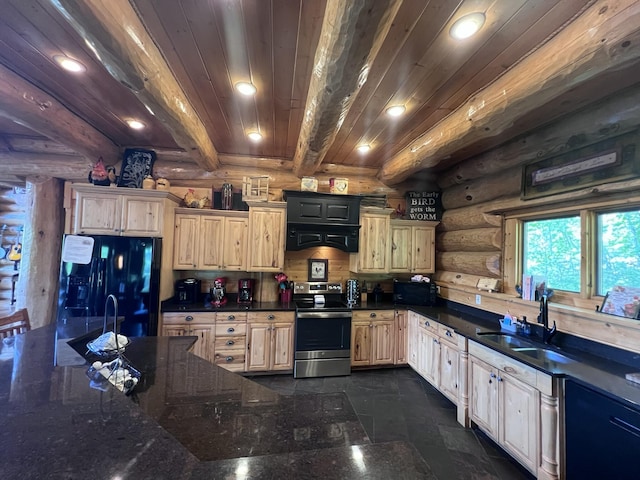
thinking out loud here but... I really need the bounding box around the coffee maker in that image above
[238,278,255,304]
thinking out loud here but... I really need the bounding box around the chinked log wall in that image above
[434,85,640,354]
[0,187,25,317]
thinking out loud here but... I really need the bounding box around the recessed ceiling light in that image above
[450,12,486,40]
[357,144,371,153]
[386,105,406,117]
[247,131,262,142]
[126,119,145,130]
[235,82,257,96]
[53,55,86,73]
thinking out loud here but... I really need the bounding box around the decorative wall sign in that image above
[405,191,443,221]
[522,130,639,200]
[117,148,156,188]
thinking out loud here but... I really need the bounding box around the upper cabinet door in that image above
[74,191,120,235]
[173,213,200,269]
[352,210,391,273]
[120,196,164,236]
[390,224,412,272]
[222,217,248,271]
[412,225,436,273]
[199,215,225,269]
[246,204,286,272]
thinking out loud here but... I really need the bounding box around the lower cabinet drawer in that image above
[214,350,245,371]
[162,312,215,324]
[215,323,247,336]
[214,336,246,350]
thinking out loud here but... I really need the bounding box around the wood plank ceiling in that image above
[0,0,639,187]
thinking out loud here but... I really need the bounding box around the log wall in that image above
[0,187,26,318]
[434,84,640,353]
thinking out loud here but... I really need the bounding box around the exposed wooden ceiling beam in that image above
[379,0,640,185]
[292,0,402,177]
[0,151,88,181]
[50,0,219,171]
[0,62,118,160]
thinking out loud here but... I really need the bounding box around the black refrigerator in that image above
[57,235,162,337]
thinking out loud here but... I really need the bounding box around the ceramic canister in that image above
[142,176,156,189]
[156,177,170,190]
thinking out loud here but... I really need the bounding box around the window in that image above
[597,209,640,296]
[523,216,581,293]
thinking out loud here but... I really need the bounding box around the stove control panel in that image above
[294,282,343,294]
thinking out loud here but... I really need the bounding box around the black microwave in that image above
[393,281,438,306]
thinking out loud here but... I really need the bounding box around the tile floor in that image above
[250,367,535,480]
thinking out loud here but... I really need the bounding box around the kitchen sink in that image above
[511,347,576,364]
[476,332,535,349]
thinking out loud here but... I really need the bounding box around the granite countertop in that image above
[408,305,640,411]
[161,296,640,409]
[0,323,432,479]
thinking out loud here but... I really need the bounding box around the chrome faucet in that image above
[538,294,557,344]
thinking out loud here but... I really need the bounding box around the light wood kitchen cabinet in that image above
[410,312,468,426]
[246,202,286,272]
[390,220,438,273]
[173,208,248,270]
[72,184,178,237]
[213,312,247,372]
[161,312,216,361]
[349,208,392,273]
[469,341,556,476]
[246,311,294,372]
[351,310,395,367]
[407,311,420,368]
[394,309,408,364]
[417,320,440,386]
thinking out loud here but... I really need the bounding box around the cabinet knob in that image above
[185,315,193,322]
[433,338,439,344]
[369,324,374,328]
[267,314,275,320]
[225,356,234,362]
[497,376,503,382]
[227,315,235,321]
[425,321,430,327]
[445,330,452,337]
[227,327,235,333]
[226,340,235,346]
[490,372,496,379]
[370,312,377,318]
[447,359,452,365]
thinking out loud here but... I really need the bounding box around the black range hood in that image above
[283,190,362,253]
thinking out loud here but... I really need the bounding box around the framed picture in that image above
[308,259,328,282]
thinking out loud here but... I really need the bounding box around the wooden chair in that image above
[0,308,31,339]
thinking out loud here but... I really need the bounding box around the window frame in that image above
[504,199,640,309]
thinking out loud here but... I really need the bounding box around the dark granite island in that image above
[0,324,433,479]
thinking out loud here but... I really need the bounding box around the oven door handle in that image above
[296,311,353,319]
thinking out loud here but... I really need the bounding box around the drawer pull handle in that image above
[225,356,234,362]
[370,312,377,318]
[185,315,193,322]
[227,327,235,333]
[226,340,235,346]
[268,314,275,320]
[227,315,235,321]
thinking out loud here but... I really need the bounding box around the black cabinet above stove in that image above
[284,190,362,252]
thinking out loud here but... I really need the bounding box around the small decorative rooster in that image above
[182,188,209,208]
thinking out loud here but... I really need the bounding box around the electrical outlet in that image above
[475,294,481,305]
[436,285,441,295]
